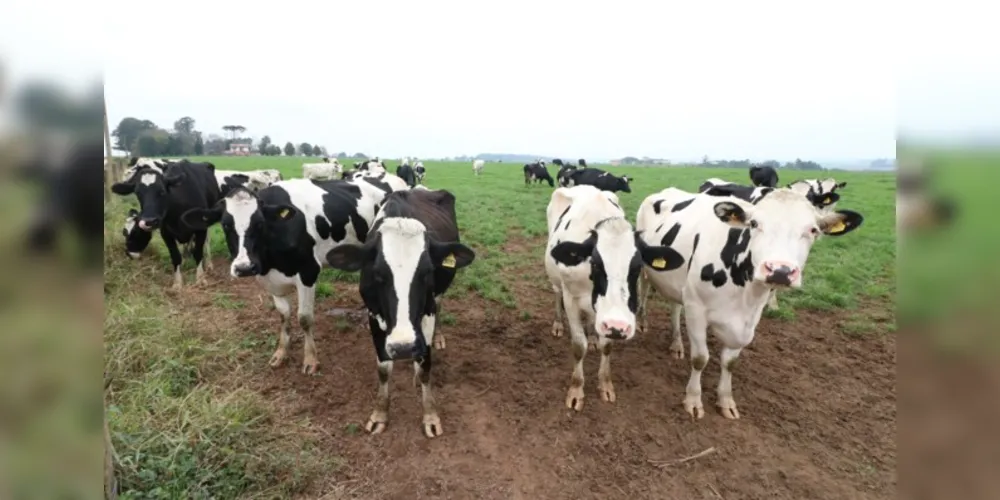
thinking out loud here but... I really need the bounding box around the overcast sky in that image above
[3,0,997,161]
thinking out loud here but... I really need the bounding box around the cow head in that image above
[122,208,153,259]
[616,175,632,193]
[180,187,299,278]
[549,217,684,341]
[712,189,863,288]
[110,167,186,231]
[325,217,476,360]
[788,179,847,212]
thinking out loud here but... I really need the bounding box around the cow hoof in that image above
[268,349,288,368]
[422,413,443,438]
[684,395,705,420]
[670,341,685,360]
[598,380,616,403]
[565,386,585,411]
[434,334,446,350]
[718,398,741,420]
[302,357,320,375]
[365,412,388,435]
[551,321,564,337]
[587,341,597,352]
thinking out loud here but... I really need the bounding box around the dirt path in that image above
[182,256,896,500]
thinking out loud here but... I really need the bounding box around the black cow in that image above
[414,164,426,183]
[552,159,565,167]
[564,168,631,193]
[557,164,579,187]
[578,158,588,168]
[111,160,220,289]
[180,178,397,375]
[523,162,554,187]
[325,188,475,438]
[749,165,779,188]
[395,164,416,187]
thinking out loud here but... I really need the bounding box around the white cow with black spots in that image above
[545,185,685,411]
[636,187,863,419]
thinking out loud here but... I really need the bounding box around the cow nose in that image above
[139,218,159,230]
[231,263,259,277]
[763,261,799,285]
[600,320,633,340]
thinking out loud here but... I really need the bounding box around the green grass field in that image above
[105,156,898,497]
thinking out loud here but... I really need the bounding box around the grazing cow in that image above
[545,185,685,411]
[635,187,863,419]
[180,178,400,374]
[697,178,775,205]
[111,160,221,289]
[556,163,578,187]
[523,162,554,187]
[578,158,588,168]
[395,164,417,187]
[303,161,342,181]
[564,168,631,193]
[748,165,779,188]
[787,178,847,212]
[342,169,411,192]
[325,188,475,437]
[414,161,426,183]
[473,159,485,176]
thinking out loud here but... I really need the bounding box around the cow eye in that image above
[749,219,759,229]
[810,227,820,236]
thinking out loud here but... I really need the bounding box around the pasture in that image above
[104,157,896,499]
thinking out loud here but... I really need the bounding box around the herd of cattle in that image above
[110,155,886,438]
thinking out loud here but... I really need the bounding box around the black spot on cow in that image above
[315,215,332,240]
[660,222,681,247]
[362,176,393,193]
[700,263,728,287]
[671,198,694,212]
[719,228,751,269]
[554,205,571,231]
[654,223,664,233]
[688,234,700,271]
[653,200,666,214]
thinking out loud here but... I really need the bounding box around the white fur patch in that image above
[226,191,259,275]
[140,173,157,186]
[378,217,428,347]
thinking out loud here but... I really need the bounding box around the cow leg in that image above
[367,360,392,434]
[564,295,588,411]
[766,289,779,310]
[637,270,651,334]
[431,300,445,350]
[295,276,320,375]
[268,293,293,368]
[717,328,755,420]
[551,291,565,337]
[669,302,685,359]
[161,231,184,291]
[682,302,709,419]
[191,230,208,286]
[596,336,616,403]
[203,229,213,270]
[415,320,441,437]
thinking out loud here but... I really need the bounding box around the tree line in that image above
[615,156,826,170]
[110,115,330,158]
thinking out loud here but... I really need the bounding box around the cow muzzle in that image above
[138,218,159,231]
[763,261,800,286]
[598,319,634,341]
[231,262,259,278]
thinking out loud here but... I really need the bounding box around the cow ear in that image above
[164,171,186,187]
[325,244,369,272]
[713,201,751,227]
[111,182,135,195]
[261,204,296,222]
[836,181,848,189]
[430,242,476,270]
[181,203,224,230]
[819,210,864,236]
[635,233,685,271]
[549,234,596,267]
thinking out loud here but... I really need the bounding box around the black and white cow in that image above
[413,161,426,183]
[787,178,848,213]
[697,178,775,205]
[545,185,685,411]
[122,157,176,182]
[563,168,631,193]
[304,161,342,181]
[342,169,411,192]
[111,160,221,289]
[556,163,579,187]
[635,187,863,419]
[552,158,565,167]
[325,188,475,438]
[395,164,417,188]
[523,162,554,187]
[179,178,402,374]
[748,165,779,188]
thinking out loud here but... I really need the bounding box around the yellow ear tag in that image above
[279,208,290,218]
[828,221,846,233]
[442,253,456,268]
[651,257,667,269]
[823,196,834,205]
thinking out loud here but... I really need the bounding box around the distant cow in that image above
[556,163,578,187]
[303,161,342,181]
[473,159,485,176]
[343,170,411,192]
[523,162,554,187]
[180,177,403,375]
[395,164,417,187]
[748,165,779,188]
[325,188,475,437]
[358,159,387,175]
[546,185,684,411]
[636,187,863,419]
[111,159,221,289]
[787,178,848,213]
[697,178,775,205]
[578,158,588,168]
[414,161,426,183]
[563,168,631,193]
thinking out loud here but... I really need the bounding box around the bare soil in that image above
[178,255,896,500]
